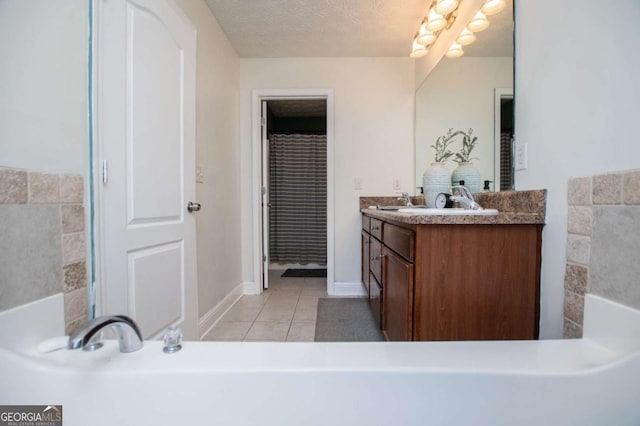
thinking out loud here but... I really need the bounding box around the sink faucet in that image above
[450,185,483,210]
[68,315,143,353]
[397,192,413,207]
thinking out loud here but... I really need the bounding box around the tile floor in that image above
[202,270,327,342]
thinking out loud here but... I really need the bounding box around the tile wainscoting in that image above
[564,169,640,337]
[0,166,87,334]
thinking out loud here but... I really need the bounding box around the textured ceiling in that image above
[205,0,425,57]
[204,0,513,58]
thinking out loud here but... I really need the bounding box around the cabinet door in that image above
[369,273,382,329]
[361,231,370,296]
[369,237,383,284]
[382,247,414,341]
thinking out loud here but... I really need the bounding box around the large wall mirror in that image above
[415,0,514,193]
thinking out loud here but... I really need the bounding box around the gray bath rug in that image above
[281,269,327,278]
[314,298,384,341]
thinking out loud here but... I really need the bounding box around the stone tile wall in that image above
[563,169,640,338]
[0,166,87,334]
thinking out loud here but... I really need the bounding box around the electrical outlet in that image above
[354,178,363,190]
[515,143,528,171]
[393,178,401,190]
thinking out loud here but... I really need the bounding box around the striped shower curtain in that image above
[269,133,327,265]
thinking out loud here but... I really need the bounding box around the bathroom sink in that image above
[397,208,499,215]
[375,205,406,211]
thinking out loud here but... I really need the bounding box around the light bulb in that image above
[468,10,490,32]
[426,8,446,32]
[417,22,437,46]
[481,0,506,16]
[435,0,459,15]
[456,28,476,46]
[446,42,464,58]
[410,38,428,58]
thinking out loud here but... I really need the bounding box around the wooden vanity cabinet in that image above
[361,213,542,341]
[382,246,413,341]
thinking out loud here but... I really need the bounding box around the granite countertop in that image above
[360,190,546,225]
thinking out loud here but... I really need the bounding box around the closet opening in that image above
[261,99,328,288]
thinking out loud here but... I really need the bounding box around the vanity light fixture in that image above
[467,10,490,32]
[410,33,428,58]
[435,0,459,15]
[417,20,437,46]
[426,8,447,32]
[409,0,460,57]
[481,0,506,15]
[416,0,506,60]
[446,42,464,58]
[456,28,476,45]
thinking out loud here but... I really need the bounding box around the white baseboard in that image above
[198,283,243,339]
[330,282,366,297]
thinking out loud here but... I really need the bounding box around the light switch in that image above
[354,178,363,190]
[196,165,205,183]
[393,178,401,190]
[515,143,528,171]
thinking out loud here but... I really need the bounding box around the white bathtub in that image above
[1,294,640,426]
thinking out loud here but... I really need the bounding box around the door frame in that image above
[251,89,335,295]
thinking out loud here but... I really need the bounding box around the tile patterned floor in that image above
[202,270,327,342]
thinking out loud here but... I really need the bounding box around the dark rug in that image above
[314,298,385,341]
[281,268,327,278]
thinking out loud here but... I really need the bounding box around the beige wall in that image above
[239,57,415,286]
[174,0,242,324]
[0,0,88,174]
[0,1,89,331]
[515,0,640,338]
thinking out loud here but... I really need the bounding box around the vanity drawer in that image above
[362,215,371,233]
[370,218,383,241]
[383,223,415,263]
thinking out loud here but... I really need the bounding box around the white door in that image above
[95,0,198,339]
[260,101,270,290]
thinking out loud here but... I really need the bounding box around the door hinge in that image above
[261,116,266,127]
[102,160,108,184]
[263,255,267,262]
[262,186,266,195]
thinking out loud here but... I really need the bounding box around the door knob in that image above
[187,202,201,213]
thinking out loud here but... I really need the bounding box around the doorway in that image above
[251,90,335,296]
[265,99,327,284]
[494,88,514,191]
[92,0,199,339]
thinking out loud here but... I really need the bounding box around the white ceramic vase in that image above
[423,162,451,207]
[451,162,481,194]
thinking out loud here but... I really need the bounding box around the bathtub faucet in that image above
[68,315,143,353]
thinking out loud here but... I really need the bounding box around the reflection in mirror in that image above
[415,0,514,194]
